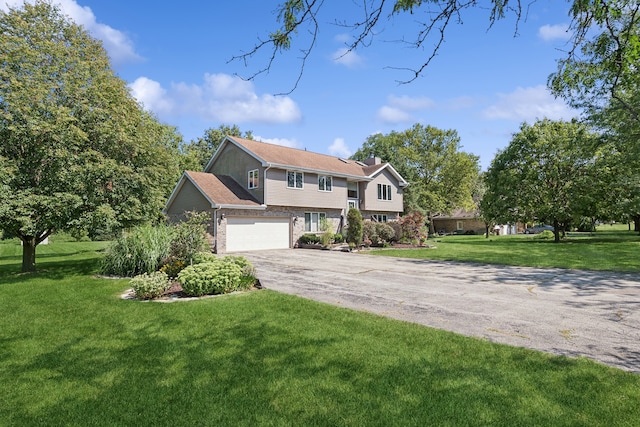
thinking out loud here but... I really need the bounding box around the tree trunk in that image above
[633,215,640,233]
[553,219,560,243]
[22,236,37,273]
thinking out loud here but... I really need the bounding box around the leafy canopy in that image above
[0,1,182,271]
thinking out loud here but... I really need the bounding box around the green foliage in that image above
[177,260,244,297]
[129,271,171,300]
[170,211,210,264]
[534,230,555,240]
[182,125,253,170]
[346,208,363,246]
[158,259,187,279]
[351,124,480,217]
[175,255,256,296]
[99,223,173,277]
[363,221,396,245]
[298,234,320,245]
[333,233,344,243]
[482,119,598,243]
[319,217,334,247]
[0,2,184,272]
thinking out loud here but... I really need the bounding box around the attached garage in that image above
[226,216,291,252]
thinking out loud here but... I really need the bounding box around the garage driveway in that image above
[239,249,640,373]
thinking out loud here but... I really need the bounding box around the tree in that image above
[346,207,363,247]
[0,1,182,272]
[481,119,599,242]
[549,1,640,125]
[352,124,480,233]
[183,125,253,170]
[234,1,633,94]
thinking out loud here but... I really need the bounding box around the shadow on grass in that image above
[0,255,103,285]
[3,307,638,426]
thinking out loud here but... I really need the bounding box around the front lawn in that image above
[374,229,640,272]
[0,240,639,426]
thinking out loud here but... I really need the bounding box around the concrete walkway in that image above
[240,249,640,373]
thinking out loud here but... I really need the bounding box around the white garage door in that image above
[226,217,290,252]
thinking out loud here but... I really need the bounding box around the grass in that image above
[1,239,639,426]
[373,227,640,272]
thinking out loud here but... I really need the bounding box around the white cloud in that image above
[482,85,577,122]
[328,138,352,158]
[129,77,173,114]
[255,136,300,148]
[376,94,435,123]
[332,47,363,68]
[1,0,142,64]
[376,106,413,123]
[538,24,570,41]
[129,73,302,124]
[388,95,435,110]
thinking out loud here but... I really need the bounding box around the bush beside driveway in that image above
[241,249,640,372]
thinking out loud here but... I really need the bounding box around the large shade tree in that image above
[0,1,183,272]
[481,119,600,242]
[352,123,480,233]
[182,124,253,170]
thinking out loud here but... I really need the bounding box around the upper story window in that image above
[287,171,304,189]
[377,184,392,201]
[318,175,332,192]
[248,169,259,189]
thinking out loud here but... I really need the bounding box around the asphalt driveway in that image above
[240,249,640,373]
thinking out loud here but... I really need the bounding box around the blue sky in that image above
[2,0,579,170]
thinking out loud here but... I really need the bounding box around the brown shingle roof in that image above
[229,136,371,177]
[186,171,262,207]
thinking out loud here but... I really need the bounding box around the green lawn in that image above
[373,228,640,272]
[1,240,639,426]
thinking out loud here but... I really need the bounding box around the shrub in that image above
[319,217,335,247]
[170,211,210,264]
[100,223,173,277]
[397,212,426,242]
[177,260,244,296]
[346,208,363,246]
[130,271,171,300]
[535,230,555,240]
[298,234,320,245]
[222,256,257,290]
[192,251,218,264]
[376,222,396,243]
[333,233,344,243]
[159,258,187,279]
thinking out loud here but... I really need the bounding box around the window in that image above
[372,214,388,222]
[248,169,259,189]
[377,184,392,201]
[287,171,303,189]
[347,182,358,199]
[318,175,332,192]
[304,212,326,232]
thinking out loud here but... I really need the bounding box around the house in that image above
[431,208,525,235]
[431,209,486,235]
[164,136,408,253]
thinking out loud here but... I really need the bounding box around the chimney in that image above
[363,152,382,166]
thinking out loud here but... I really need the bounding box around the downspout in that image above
[213,206,221,253]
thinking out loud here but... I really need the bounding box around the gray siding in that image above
[206,143,264,203]
[265,168,348,209]
[362,169,404,212]
[165,179,212,220]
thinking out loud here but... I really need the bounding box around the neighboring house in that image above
[164,136,408,253]
[432,209,524,235]
[431,209,486,235]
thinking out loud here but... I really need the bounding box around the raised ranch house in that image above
[165,136,408,253]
